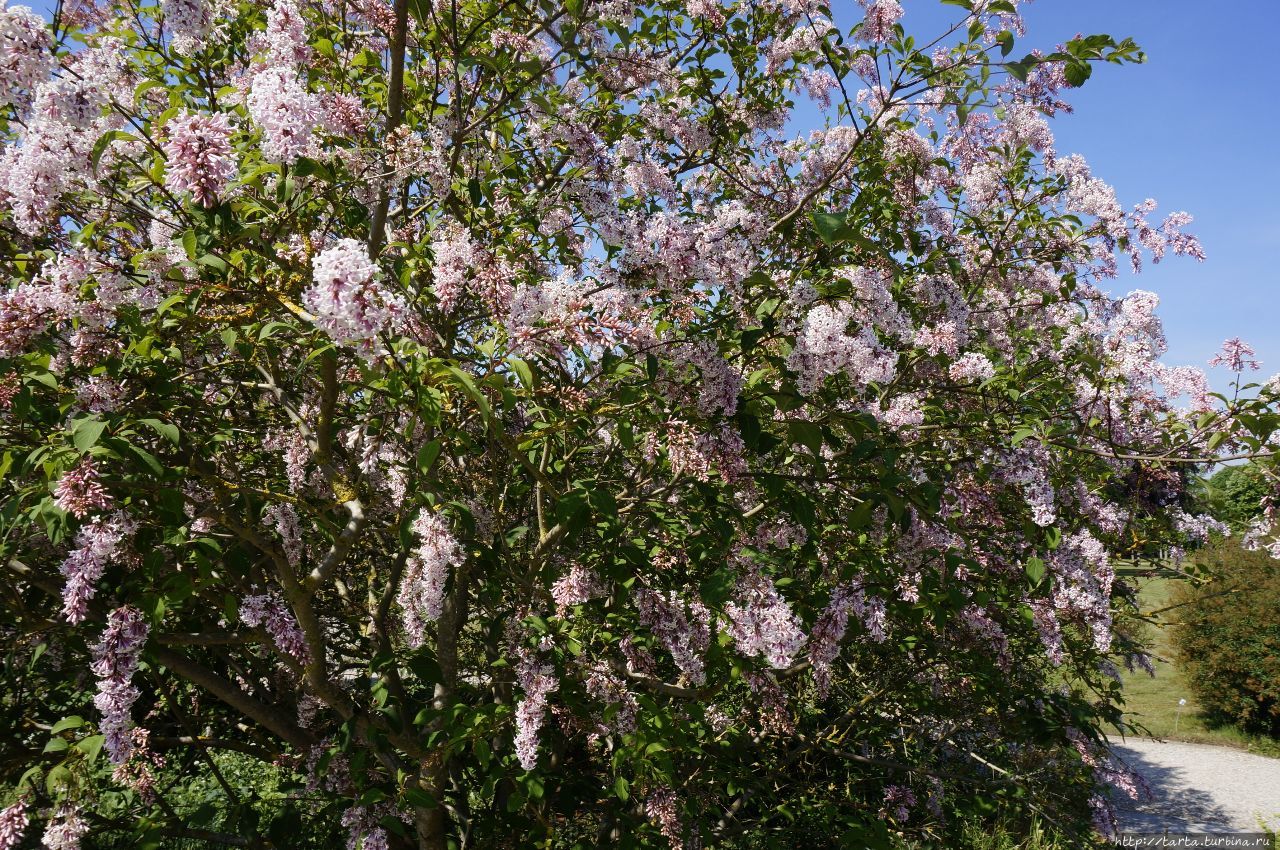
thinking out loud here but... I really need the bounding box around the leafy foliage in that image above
[1196,464,1271,532]
[1172,539,1280,737]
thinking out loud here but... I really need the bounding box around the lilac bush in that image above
[1,0,1278,846]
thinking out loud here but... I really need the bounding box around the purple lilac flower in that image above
[397,510,462,647]
[239,592,310,664]
[54,458,112,518]
[162,111,237,207]
[90,605,149,763]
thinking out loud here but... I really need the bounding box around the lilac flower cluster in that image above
[582,665,637,739]
[239,592,310,664]
[858,0,902,43]
[550,564,604,613]
[0,0,53,112]
[162,111,236,208]
[723,571,807,669]
[882,784,916,822]
[302,238,405,352]
[246,66,319,163]
[513,649,557,770]
[807,579,888,696]
[996,445,1057,527]
[668,341,742,418]
[644,786,682,849]
[788,301,896,396]
[264,503,304,567]
[160,0,213,55]
[54,458,112,518]
[90,605,149,763]
[430,224,478,313]
[111,728,164,800]
[948,351,996,383]
[0,796,29,850]
[60,512,132,623]
[397,510,463,647]
[1209,337,1261,373]
[1047,531,1114,654]
[340,804,393,850]
[1029,601,1064,666]
[40,804,88,850]
[633,587,711,685]
[1067,727,1147,843]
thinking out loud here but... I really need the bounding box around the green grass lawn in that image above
[1112,575,1280,757]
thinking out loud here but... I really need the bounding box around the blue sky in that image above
[909,0,1279,392]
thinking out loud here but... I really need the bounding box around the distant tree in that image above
[1195,464,1270,531]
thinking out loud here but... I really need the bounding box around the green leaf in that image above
[50,715,84,735]
[508,356,534,390]
[75,734,106,764]
[699,569,736,607]
[45,764,70,795]
[72,418,107,453]
[444,366,491,424]
[613,775,630,801]
[407,0,431,29]
[811,211,854,245]
[139,418,180,446]
[1025,557,1046,586]
[788,420,824,454]
[996,30,1014,57]
[90,129,136,172]
[1005,60,1030,83]
[403,787,437,809]
[197,254,229,273]
[417,440,442,473]
[1063,60,1091,87]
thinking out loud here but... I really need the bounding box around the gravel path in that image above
[1107,737,1280,833]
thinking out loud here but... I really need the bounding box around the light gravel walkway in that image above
[1107,737,1280,833]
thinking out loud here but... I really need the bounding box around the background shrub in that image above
[1172,538,1280,736]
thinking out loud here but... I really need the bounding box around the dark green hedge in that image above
[1172,539,1280,736]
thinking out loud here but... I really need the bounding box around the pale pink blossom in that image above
[859,0,902,44]
[90,605,149,763]
[54,458,112,518]
[40,803,87,850]
[246,66,319,163]
[645,786,683,848]
[948,351,996,383]
[60,513,132,623]
[550,564,604,613]
[302,238,405,351]
[0,0,54,112]
[724,571,807,669]
[161,0,213,55]
[634,588,711,685]
[513,649,557,770]
[162,111,236,207]
[397,510,463,646]
[0,796,29,850]
[1209,337,1261,372]
[240,592,310,663]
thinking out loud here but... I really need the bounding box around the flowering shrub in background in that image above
[1,0,1278,846]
